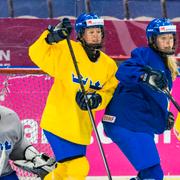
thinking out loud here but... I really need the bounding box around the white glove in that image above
[14,146,56,178]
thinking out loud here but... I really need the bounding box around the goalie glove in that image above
[14,146,56,179]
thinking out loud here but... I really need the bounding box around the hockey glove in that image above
[14,153,56,178]
[166,111,175,130]
[46,18,72,44]
[13,145,56,178]
[142,66,168,90]
[76,91,102,110]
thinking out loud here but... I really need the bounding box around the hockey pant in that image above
[0,171,19,180]
[44,156,89,180]
[103,124,164,180]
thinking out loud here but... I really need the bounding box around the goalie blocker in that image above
[14,145,56,179]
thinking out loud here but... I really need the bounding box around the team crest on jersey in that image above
[0,141,12,151]
[102,115,116,123]
[72,74,102,90]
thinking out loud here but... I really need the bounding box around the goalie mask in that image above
[75,13,104,50]
[146,18,177,57]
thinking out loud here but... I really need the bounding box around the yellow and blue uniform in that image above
[29,30,118,145]
[29,30,118,179]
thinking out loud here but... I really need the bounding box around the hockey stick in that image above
[163,88,180,112]
[148,84,180,112]
[142,66,180,112]
[66,37,112,180]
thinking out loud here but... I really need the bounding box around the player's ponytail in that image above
[166,56,179,80]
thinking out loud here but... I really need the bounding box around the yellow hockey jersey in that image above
[29,31,118,145]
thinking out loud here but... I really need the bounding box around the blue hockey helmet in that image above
[146,18,176,55]
[146,18,176,41]
[75,13,104,35]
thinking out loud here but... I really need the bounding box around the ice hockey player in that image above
[29,12,118,179]
[102,18,179,180]
[0,105,56,180]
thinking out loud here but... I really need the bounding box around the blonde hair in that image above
[166,56,179,80]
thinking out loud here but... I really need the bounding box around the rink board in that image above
[19,176,180,180]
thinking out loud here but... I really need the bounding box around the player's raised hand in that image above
[46,18,72,44]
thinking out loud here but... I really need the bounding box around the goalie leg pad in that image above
[44,156,89,180]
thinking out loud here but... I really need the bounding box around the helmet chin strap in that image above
[81,39,103,50]
[149,36,175,58]
[158,49,175,56]
[151,44,175,58]
[81,40,102,62]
